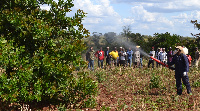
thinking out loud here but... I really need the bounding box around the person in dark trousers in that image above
[95,47,105,69]
[167,47,173,63]
[105,47,111,69]
[86,47,95,70]
[168,46,192,95]
[156,48,161,67]
[148,47,155,68]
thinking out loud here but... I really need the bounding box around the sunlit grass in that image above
[88,58,200,110]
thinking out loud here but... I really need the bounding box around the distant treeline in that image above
[83,32,198,58]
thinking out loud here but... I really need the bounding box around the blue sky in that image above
[41,0,200,37]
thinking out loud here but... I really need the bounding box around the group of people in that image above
[148,47,172,68]
[86,45,197,95]
[86,46,142,70]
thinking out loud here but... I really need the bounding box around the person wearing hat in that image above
[168,46,192,95]
[194,47,200,68]
[148,47,155,68]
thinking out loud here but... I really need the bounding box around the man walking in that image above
[168,46,192,95]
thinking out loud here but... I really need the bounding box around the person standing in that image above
[120,48,127,67]
[105,47,111,68]
[118,47,123,66]
[127,48,133,67]
[109,47,119,67]
[167,47,173,63]
[86,47,95,70]
[195,47,200,68]
[168,46,192,95]
[140,53,143,68]
[156,48,161,67]
[160,48,167,64]
[148,47,155,68]
[133,46,140,68]
[95,47,105,69]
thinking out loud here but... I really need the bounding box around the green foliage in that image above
[0,0,97,108]
[150,73,160,89]
[193,79,200,87]
[148,32,181,51]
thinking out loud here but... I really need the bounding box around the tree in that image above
[0,0,97,108]
[191,20,200,47]
[148,32,181,51]
[122,25,131,42]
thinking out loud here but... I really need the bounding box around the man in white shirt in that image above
[160,48,167,64]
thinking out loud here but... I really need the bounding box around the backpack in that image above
[180,53,192,67]
[186,55,192,67]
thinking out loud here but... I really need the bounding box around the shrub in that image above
[150,73,160,89]
[0,0,96,109]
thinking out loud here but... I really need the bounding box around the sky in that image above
[41,0,200,37]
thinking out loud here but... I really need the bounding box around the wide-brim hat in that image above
[175,46,187,54]
[136,46,140,48]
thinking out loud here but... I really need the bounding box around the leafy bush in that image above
[193,80,200,87]
[0,0,97,108]
[150,73,160,89]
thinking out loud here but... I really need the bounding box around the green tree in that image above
[191,20,200,47]
[148,32,181,51]
[0,0,97,108]
[122,25,131,42]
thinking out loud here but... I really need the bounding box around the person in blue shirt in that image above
[127,48,133,67]
[168,46,192,95]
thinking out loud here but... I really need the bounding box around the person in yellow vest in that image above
[109,47,119,67]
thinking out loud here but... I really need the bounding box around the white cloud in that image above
[71,0,124,33]
[131,5,158,22]
[39,0,200,36]
[123,18,135,24]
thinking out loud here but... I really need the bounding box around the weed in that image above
[150,73,160,89]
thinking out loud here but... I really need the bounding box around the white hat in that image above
[136,46,140,48]
[175,46,184,54]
